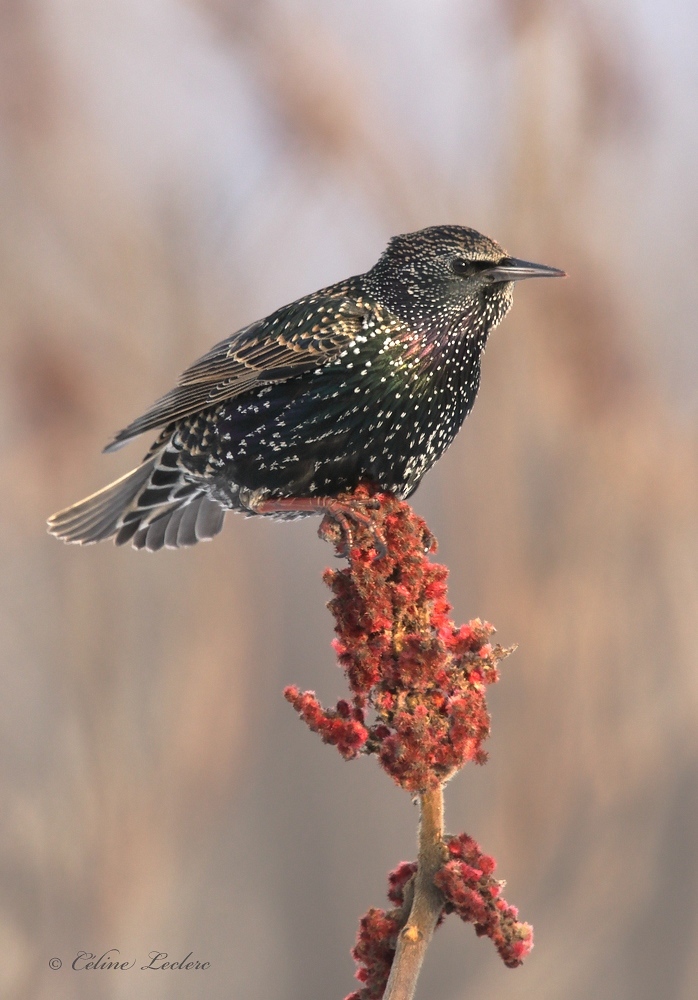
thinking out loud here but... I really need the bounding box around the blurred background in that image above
[2,1,697,998]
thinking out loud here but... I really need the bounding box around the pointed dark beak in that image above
[485,257,567,283]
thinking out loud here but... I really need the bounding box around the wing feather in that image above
[104,293,375,452]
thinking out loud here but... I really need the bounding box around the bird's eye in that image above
[451,258,494,277]
[450,258,471,276]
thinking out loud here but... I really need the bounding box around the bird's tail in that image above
[47,446,225,551]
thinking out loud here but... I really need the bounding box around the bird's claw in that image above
[319,499,387,560]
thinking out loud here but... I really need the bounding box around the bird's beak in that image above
[485,257,567,282]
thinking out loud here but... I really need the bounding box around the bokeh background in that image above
[2,2,697,998]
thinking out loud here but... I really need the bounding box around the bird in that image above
[47,225,565,551]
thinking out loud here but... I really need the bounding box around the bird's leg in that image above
[245,492,386,558]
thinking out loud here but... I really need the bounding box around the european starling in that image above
[48,225,564,550]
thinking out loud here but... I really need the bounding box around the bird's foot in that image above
[246,493,386,559]
[320,497,387,559]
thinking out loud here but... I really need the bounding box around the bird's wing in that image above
[104,293,377,452]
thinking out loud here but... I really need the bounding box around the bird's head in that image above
[366,225,565,334]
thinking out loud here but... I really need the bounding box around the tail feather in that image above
[129,495,224,551]
[47,450,226,550]
[47,461,157,544]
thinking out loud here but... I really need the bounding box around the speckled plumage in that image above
[48,226,564,550]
